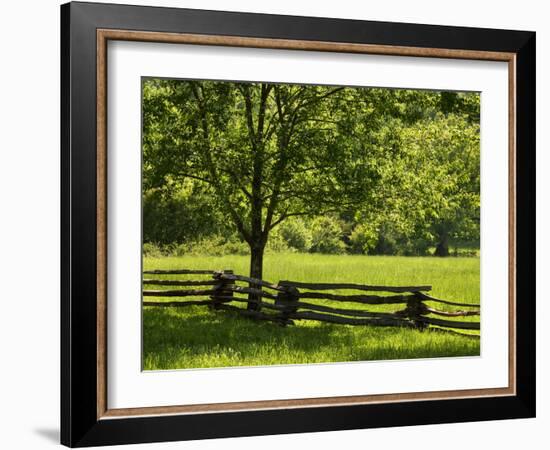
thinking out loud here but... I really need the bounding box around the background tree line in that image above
[142,79,480,280]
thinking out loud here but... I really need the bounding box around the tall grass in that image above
[143,253,480,370]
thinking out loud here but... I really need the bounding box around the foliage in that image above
[173,235,249,257]
[348,112,480,256]
[349,223,379,254]
[275,217,312,252]
[396,113,480,255]
[264,232,293,254]
[142,242,164,258]
[142,79,480,263]
[143,182,234,245]
[309,216,347,254]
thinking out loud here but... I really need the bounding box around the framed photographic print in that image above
[60,1,536,447]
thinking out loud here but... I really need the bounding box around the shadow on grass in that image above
[142,306,480,370]
[143,306,336,354]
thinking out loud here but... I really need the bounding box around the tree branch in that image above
[240,84,257,150]
[294,87,346,113]
[189,82,252,243]
[269,206,353,231]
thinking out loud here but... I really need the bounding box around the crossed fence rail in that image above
[143,269,480,336]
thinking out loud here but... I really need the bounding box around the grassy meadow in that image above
[143,253,480,370]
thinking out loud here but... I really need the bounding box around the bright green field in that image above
[143,254,480,370]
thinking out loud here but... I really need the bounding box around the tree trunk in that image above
[248,244,265,311]
[434,231,450,257]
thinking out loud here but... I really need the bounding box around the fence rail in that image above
[143,268,480,335]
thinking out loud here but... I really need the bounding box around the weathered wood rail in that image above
[143,268,480,335]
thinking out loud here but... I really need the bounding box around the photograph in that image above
[141,78,482,371]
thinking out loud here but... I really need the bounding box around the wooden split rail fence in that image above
[143,269,480,335]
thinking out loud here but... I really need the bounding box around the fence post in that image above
[275,282,299,326]
[404,292,429,330]
[211,269,234,310]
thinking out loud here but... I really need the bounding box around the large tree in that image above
[370,112,480,256]
[143,80,480,301]
[142,79,397,297]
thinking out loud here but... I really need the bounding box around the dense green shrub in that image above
[142,242,164,257]
[142,186,233,245]
[265,232,293,254]
[172,235,249,257]
[372,222,431,256]
[309,216,346,254]
[349,224,378,254]
[276,218,312,252]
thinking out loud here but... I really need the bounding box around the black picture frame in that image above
[61,1,535,447]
